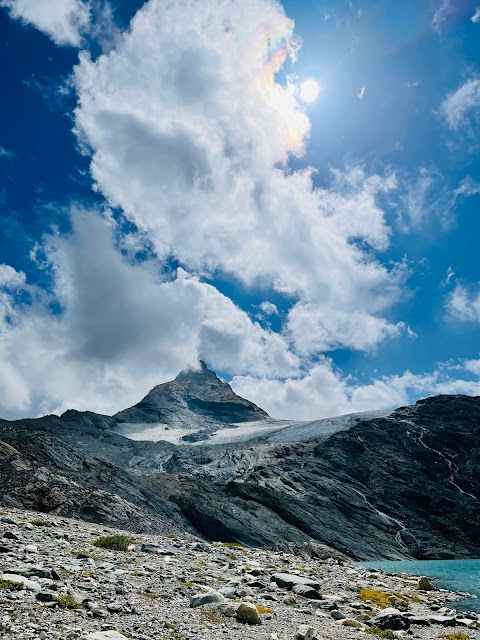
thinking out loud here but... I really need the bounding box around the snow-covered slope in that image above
[121,410,391,445]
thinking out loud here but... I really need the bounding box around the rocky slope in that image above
[0,364,479,561]
[1,506,479,640]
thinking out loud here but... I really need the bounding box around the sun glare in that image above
[299,78,320,103]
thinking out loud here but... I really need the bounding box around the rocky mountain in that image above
[0,363,479,561]
[115,361,271,443]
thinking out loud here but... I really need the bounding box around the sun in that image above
[299,78,320,103]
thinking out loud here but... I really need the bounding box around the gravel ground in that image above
[1,507,479,640]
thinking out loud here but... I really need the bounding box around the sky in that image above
[0,0,480,421]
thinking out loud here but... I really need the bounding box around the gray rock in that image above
[371,608,411,631]
[3,531,19,540]
[409,616,431,626]
[271,573,321,590]
[1,573,41,592]
[417,576,436,591]
[428,615,456,626]
[190,590,226,608]
[292,584,322,600]
[330,609,346,620]
[217,602,239,617]
[85,633,128,640]
[236,602,262,625]
[295,624,316,640]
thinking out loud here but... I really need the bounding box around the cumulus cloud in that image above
[0,209,300,417]
[472,8,480,22]
[72,0,405,358]
[286,302,405,354]
[1,0,91,46]
[447,283,480,322]
[440,78,480,131]
[231,363,480,421]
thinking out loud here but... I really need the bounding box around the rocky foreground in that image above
[1,507,479,640]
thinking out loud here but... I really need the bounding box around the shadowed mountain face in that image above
[0,363,479,560]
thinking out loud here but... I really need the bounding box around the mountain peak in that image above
[115,361,270,427]
[175,360,215,382]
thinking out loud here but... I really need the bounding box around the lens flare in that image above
[300,79,320,103]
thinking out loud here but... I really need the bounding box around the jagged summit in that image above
[114,361,270,432]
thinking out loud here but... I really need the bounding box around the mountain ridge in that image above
[0,363,479,561]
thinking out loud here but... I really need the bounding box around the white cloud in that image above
[357,84,366,101]
[0,264,26,289]
[399,169,480,230]
[472,8,480,23]
[286,302,405,354]
[231,363,480,421]
[447,283,480,322]
[0,145,15,159]
[72,0,404,357]
[1,0,91,46]
[463,358,480,375]
[440,78,480,130]
[259,301,279,316]
[0,209,300,417]
[432,0,455,33]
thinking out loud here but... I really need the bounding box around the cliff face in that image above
[0,364,479,560]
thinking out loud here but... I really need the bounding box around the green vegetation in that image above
[440,633,470,640]
[55,594,78,609]
[359,588,392,606]
[30,519,51,527]
[164,622,175,629]
[365,626,395,639]
[199,606,225,625]
[219,542,244,548]
[91,534,133,551]
[181,581,196,588]
[0,578,24,591]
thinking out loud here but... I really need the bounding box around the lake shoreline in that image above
[359,559,480,614]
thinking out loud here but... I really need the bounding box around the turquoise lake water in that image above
[360,559,480,613]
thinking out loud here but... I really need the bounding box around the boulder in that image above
[330,610,347,620]
[428,615,456,626]
[1,573,41,592]
[417,576,436,591]
[271,573,321,591]
[339,618,365,629]
[371,608,411,631]
[236,602,262,625]
[190,590,226,608]
[295,624,316,640]
[292,584,322,600]
[217,602,239,617]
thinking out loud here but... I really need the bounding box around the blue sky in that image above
[0,0,480,420]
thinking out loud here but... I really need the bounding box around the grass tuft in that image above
[359,588,392,607]
[199,606,225,625]
[91,534,133,551]
[55,594,78,609]
[441,634,470,640]
[0,578,24,591]
[365,626,395,639]
[30,519,51,527]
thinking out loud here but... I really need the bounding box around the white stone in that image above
[85,633,128,640]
